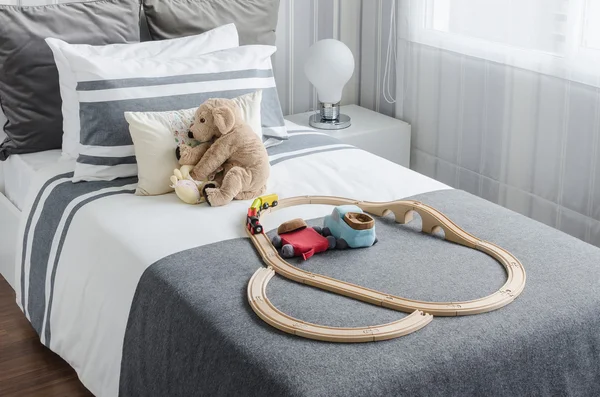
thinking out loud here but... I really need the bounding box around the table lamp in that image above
[304,39,355,130]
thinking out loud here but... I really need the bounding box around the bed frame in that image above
[247,196,526,342]
[0,191,19,290]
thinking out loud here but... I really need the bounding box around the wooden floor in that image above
[0,275,93,397]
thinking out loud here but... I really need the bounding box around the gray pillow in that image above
[143,0,280,45]
[0,0,141,161]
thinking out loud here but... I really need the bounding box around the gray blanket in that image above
[119,189,600,396]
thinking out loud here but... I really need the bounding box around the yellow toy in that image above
[247,194,279,234]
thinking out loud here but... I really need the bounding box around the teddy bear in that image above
[176,98,270,207]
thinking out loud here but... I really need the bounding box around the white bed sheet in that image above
[15,121,451,396]
[3,149,64,210]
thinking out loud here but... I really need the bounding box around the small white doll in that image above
[170,165,218,205]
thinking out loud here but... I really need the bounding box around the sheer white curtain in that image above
[401,0,600,87]
[396,0,600,246]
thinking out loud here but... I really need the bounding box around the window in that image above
[400,0,600,87]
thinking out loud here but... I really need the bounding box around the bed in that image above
[0,147,63,288]
[2,120,600,396]
[1,1,600,396]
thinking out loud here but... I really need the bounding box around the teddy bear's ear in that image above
[212,106,236,135]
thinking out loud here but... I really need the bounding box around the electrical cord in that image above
[382,0,397,104]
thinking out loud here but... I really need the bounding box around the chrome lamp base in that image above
[309,102,351,130]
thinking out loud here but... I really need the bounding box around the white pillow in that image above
[46,23,240,160]
[124,90,263,196]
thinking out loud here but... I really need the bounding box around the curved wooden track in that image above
[248,267,433,342]
[247,196,526,342]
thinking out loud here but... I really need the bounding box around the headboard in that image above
[0,0,362,119]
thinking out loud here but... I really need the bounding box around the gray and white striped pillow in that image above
[52,44,286,182]
[47,23,240,160]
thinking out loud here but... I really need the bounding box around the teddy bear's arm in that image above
[191,140,234,181]
[178,142,211,166]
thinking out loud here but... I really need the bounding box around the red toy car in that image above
[272,219,336,260]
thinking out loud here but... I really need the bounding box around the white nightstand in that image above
[284,104,412,168]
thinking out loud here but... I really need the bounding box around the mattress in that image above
[3,149,64,210]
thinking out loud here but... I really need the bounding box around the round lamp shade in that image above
[304,39,355,104]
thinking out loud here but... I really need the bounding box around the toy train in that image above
[246,194,279,234]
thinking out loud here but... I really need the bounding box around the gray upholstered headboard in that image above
[139,6,152,42]
[0,0,152,162]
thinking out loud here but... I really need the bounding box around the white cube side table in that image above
[285,105,412,168]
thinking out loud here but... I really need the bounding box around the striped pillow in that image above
[53,44,286,182]
[46,24,240,161]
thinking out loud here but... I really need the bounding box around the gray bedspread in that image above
[119,189,600,396]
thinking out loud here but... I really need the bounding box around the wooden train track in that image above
[247,196,526,342]
[248,267,433,342]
